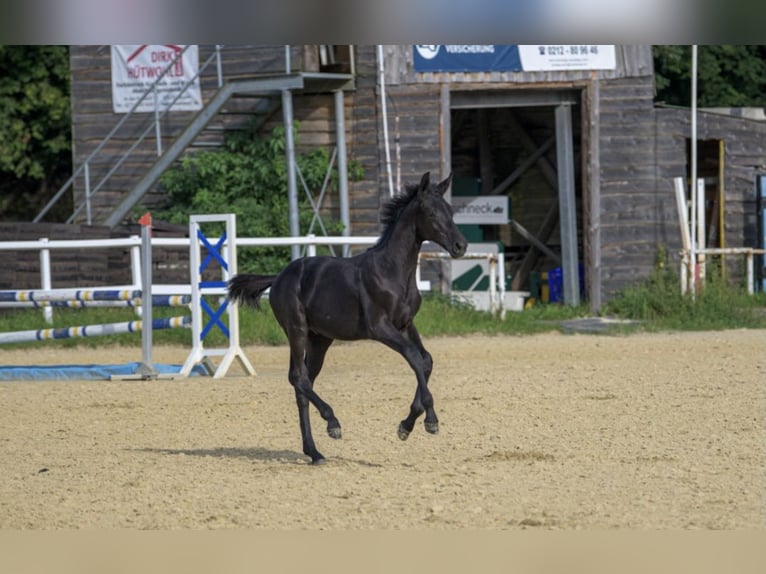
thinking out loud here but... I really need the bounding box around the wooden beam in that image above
[506,110,559,189]
[491,136,555,196]
[478,109,493,194]
[511,202,559,291]
[440,84,452,197]
[505,109,560,292]
[510,220,561,264]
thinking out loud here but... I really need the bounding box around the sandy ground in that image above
[0,329,763,529]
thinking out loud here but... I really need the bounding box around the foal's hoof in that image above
[327,425,342,440]
[397,422,411,441]
[311,456,326,466]
[424,421,440,435]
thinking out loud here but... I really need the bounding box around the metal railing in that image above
[34,45,231,225]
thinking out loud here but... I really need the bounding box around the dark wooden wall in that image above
[61,44,766,306]
[655,107,766,266]
[597,78,766,297]
[597,74,665,294]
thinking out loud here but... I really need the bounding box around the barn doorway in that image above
[449,89,584,305]
[686,138,725,249]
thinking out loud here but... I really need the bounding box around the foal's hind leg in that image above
[287,331,340,464]
[306,333,339,439]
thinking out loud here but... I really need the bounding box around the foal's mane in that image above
[380,183,419,227]
[375,183,420,247]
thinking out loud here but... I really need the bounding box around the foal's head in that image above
[412,172,467,258]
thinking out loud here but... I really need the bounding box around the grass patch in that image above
[1,259,764,352]
[415,293,588,337]
[602,252,766,331]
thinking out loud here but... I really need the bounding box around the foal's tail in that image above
[227,274,277,309]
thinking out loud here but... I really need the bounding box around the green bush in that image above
[154,121,361,274]
[603,247,766,330]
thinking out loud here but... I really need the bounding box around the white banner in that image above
[518,45,616,71]
[110,45,202,113]
[452,196,509,225]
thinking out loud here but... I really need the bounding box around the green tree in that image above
[653,45,766,107]
[154,121,361,274]
[0,45,72,220]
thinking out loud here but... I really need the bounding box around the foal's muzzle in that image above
[450,236,467,258]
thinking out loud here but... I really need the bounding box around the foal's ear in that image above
[435,172,453,196]
[418,171,431,191]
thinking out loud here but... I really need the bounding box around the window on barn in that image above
[319,45,354,74]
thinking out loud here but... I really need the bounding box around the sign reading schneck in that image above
[413,45,616,73]
[452,196,509,225]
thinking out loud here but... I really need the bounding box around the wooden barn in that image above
[47,44,766,309]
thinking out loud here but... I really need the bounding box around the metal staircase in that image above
[103,74,305,226]
[34,46,354,234]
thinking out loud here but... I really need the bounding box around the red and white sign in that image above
[111,45,202,113]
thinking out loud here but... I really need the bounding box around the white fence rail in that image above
[1,234,509,321]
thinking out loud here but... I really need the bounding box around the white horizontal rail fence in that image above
[0,234,506,320]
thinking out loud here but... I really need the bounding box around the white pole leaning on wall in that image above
[690,45,699,298]
[673,177,692,295]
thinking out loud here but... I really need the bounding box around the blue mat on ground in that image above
[0,362,208,381]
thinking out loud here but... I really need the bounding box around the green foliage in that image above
[603,247,766,330]
[154,121,361,274]
[0,45,72,220]
[653,45,766,107]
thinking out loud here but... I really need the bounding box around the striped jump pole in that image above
[0,288,142,303]
[0,294,190,309]
[0,316,190,346]
[0,213,192,380]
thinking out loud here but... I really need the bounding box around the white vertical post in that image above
[674,177,692,295]
[181,214,255,379]
[378,45,395,198]
[690,45,698,299]
[135,215,158,379]
[497,253,506,320]
[747,252,754,295]
[185,218,203,366]
[489,256,497,316]
[130,235,142,317]
[39,238,53,325]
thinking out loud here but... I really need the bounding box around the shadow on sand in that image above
[136,446,383,467]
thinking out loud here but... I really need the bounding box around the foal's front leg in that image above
[373,322,437,441]
[397,323,439,439]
